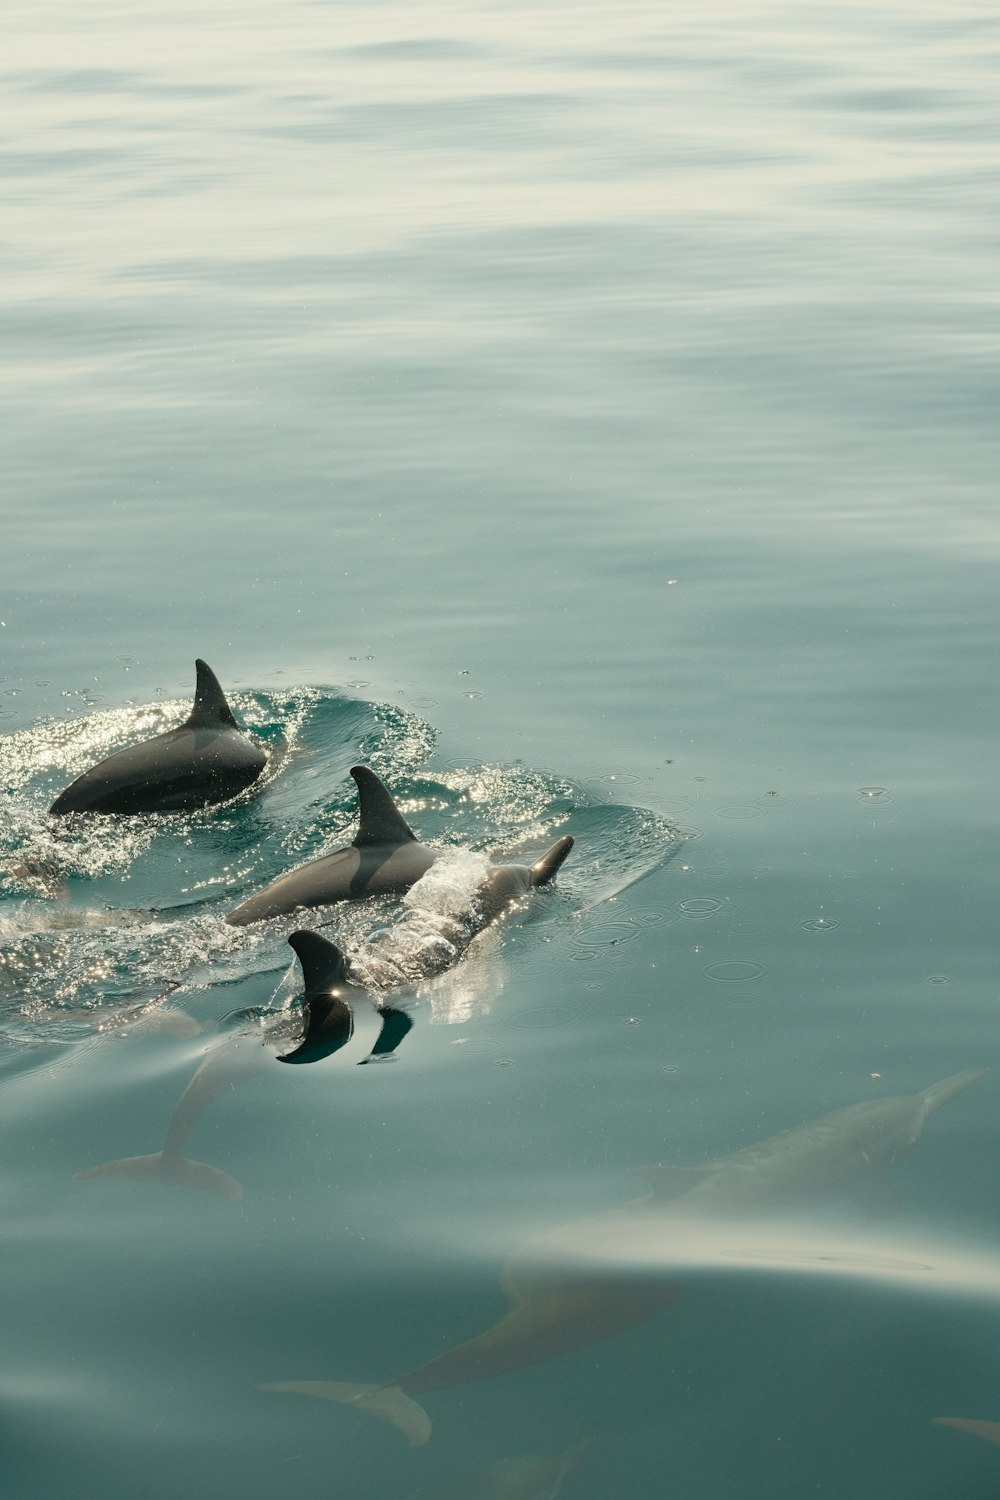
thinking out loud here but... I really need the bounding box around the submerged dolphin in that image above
[72,986,412,1199]
[50,659,266,815]
[933,1416,1000,1449]
[429,1438,593,1499]
[225,766,436,925]
[261,1068,982,1445]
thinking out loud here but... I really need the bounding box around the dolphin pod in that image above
[36,661,990,1473]
[74,835,575,1193]
[226,765,437,925]
[49,659,266,815]
[260,1069,983,1445]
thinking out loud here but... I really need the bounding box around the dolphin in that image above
[225,766,437,925]
[277,834,574,999]
[261,1068,982,1445]
[429,1438,594,1499]
[73,1032,260,1200]
[49,659,266,815]
[278,834,573,1056]
[72,979,413,1197]
[74,839,574,1192]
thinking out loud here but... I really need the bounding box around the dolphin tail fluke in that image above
[932,1416,1000,1449]
[920,1068,984,1116]
[530,835,574,887]
[259,1380,431,1447]
[73,1151,244,1202]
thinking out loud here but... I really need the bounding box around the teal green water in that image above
[3,2,1000,1494]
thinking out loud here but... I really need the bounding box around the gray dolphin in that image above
[278,834,574,998]
[50,659,266,815]
[261,1068,981,1445]
[225,766,436,925]
[75,838,574,1192]
[277,835,573,1057]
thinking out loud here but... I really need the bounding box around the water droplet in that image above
[800,916,840,932]
[927,974,949,984]
[707,799,765,821]
[677,897,723,919]
[502,1006,582,1030]
[574,921,642,949]
[702,961,768,983]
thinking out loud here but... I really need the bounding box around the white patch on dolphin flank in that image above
[349,850,493,993]
[403,848,492,916]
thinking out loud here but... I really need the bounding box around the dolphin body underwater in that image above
[428,1438,594,1500]
[933,1415,1000,1450]
[49,659,266,815]
[74,835,574,1196]
[226,765,438,925]
[261,1068,983,1445]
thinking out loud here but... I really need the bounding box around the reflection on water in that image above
[3,0,1000,1494]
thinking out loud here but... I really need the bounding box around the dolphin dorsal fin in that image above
[350,766,417,848]
[530,835,574,887]
[288,930,351,993]
[185,659,239,730]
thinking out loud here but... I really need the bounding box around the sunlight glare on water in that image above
[2,0,1000,1495]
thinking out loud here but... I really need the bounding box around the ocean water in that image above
[3,1,1000,1495]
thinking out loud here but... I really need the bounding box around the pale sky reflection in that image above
[522,1212,1000,1301]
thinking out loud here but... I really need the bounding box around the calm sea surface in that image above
[3,2,1000,1495]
